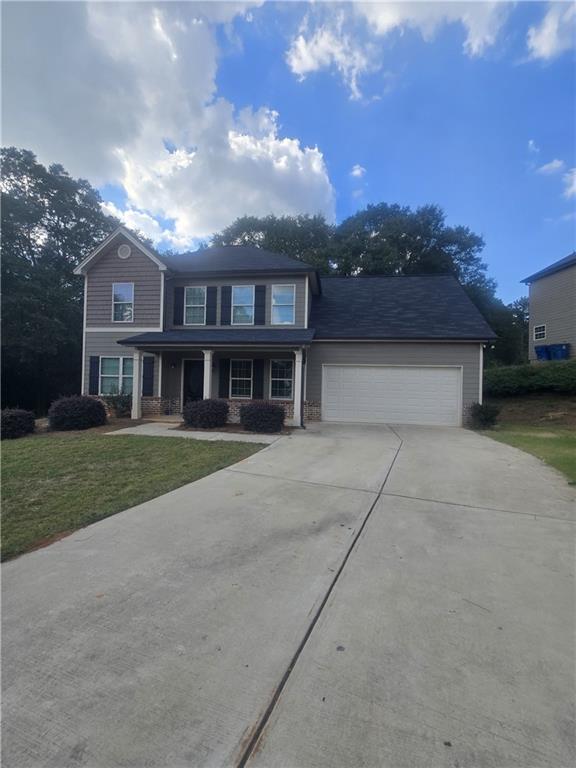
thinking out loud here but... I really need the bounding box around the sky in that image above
[2,1,575,302]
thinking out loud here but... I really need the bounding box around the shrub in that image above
[48,395,107,431]
[484,360,576,398]
[240,401,285,433]
[103,394,132,418]
[183,399,229,429]
[1,409,35,440]
[469,402,500,429]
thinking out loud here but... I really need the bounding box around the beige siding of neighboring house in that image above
[528,265,576,360]
[85,240,162,328]
[305,342,482,412]
[164,275,307,329]
[83,331,158,396]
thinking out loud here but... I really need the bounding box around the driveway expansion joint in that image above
[235,431,404,768]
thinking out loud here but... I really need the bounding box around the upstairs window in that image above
[112,283,134,322]
[272,285,295,325]
[534,324,546,340]
[100,357,133,395]
[270,360,294,399]
[232,285,255,325]
[184,286,206,325]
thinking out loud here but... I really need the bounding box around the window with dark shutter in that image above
[254,285,266,325]
[206,286,217,325]
[221,286,232,325]
[173,286,184,326]
[219,358,231,398]
[252,359,264,399]
[89,357,99,395]
[142,357,154,396]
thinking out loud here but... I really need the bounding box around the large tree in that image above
[1,147,119,412]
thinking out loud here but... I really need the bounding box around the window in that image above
[232,285,255,325]
[184,286,206,325]
[99,357,133,395]
[272,285,295,325]
[112,283,134,322]
[270,360,293,400]
[534,324,546,340]
[230,359,253,398]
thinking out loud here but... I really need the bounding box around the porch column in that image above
[131,349,143,420]
[202,349,213,399]
[294,349,303,427]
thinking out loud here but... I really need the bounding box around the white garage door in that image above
[322,365,462,426]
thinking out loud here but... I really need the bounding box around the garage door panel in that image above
[322,366,461,426]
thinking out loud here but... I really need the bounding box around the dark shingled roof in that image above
[119,329,315,346]
[309,275,496,340]
[160,245,314,274]
[522,252,576,283]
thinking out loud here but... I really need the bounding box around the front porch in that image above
[129,346,316,427]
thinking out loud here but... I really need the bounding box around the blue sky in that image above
[3,2,575,302]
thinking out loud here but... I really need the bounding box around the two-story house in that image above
[522,252,576,362]
[74,227,495,427]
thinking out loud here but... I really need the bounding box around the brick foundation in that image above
[137,397,321,424]
[303,400,321,421]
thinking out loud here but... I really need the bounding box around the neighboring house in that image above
[74,227,495,427]
[522,252,576,362]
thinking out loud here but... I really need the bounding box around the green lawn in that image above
[2,432,262,560]
[487,426,576,485]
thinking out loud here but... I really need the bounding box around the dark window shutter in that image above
[206,287,217,325]
[219,358,230,398]
[142,357,154,397]
[89,357,99,395]
[254,285,266,325]
[221,286,232,325]
[252,359,264,399]
[173,286,184,326]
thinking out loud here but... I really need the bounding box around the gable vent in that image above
[118,244,131,259]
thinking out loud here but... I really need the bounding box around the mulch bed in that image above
[175,423,293,435]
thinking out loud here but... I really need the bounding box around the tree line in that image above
[1,147,528,413]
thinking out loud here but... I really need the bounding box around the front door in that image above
[183,360,204,405]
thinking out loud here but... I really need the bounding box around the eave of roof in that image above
[118,329,316,346]
[522,252,576,283]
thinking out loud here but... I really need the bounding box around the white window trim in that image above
[111,282,134,323]
[229,359,253,399]
[98,356,133,396]
[184,285,207,326]
[533,324,546,341]
[231,285,255,326]
[271,284,296,326]
[269,359,294,401]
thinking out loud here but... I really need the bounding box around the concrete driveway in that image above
[2,424,574,768]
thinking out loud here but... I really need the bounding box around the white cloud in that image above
[287,14,373,100]
[2,2,335,246]
[350,164,366,178]
[563,168,576,198]
[286,3,511,98]
[528,139,541,154]
[101,201,171,246]
[527,2,576,60]
[537,158,566,174]
[356,1,510,57]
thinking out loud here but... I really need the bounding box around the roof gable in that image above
[73,227,167,275]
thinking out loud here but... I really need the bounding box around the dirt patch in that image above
[487,394,576,428]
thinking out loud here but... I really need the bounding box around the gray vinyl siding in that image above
[528,266,576,360]
[305,342,481,410]
[161,351,295,402]
[83,331,158,395]
[165,276,307,329]
[86,240,162,328]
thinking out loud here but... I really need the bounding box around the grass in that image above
[1,431,262,560]
[482,394,576,484]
